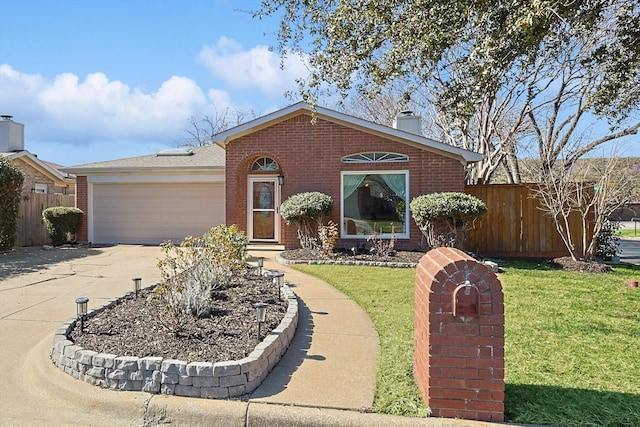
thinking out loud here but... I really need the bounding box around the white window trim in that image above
[340,170,410,239]
[34,183,48,194]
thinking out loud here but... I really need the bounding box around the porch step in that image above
[248,244,285,252]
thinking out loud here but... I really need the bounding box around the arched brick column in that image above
[414,247,504,422]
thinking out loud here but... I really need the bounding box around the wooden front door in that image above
[248,176,280,242]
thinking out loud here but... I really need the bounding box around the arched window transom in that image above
[342,152,409,163]
[252,157,279,171]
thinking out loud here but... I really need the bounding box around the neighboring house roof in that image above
[212,102,484,164]
[41,159,76,180]
[62,144,226,174]
[1,150,75,186]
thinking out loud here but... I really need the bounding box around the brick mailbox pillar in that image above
[414,247,504,422]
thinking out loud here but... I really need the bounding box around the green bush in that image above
[200,224,249,270]
[410,192,486,249]
[42,206,84,246]
[280,191,333,249]
[0,158,24,250]
[597,219,621,260]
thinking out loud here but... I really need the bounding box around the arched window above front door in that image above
[252,157,279,171]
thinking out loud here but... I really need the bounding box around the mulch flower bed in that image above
[279,248,426,264]
[70,269,287,363]
[552,256,613,273]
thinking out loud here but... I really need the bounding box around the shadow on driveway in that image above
[0,245,106,280]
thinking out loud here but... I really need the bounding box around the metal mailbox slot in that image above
[452,280,480,317]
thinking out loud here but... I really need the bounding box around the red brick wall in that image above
[76,176,88,242]
[414,247,504,422]
[225,113,466,249]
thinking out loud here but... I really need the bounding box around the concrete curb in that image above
[143,398,533,427]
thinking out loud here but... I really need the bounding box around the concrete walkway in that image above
[0,245,518,426]
[247,250,379,411]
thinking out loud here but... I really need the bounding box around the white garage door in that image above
[92,182,224,244]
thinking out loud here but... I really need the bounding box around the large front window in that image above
[342,171,409,238]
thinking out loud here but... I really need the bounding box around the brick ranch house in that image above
[65,103,482,249]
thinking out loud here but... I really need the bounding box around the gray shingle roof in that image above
[61,144,225,174]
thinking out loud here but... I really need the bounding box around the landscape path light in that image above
[254,302,268,340]
[75,297,89,333]
[256,257,264,276]
[132,277,142,298]
[270,271,285,301]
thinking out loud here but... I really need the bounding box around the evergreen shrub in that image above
[280,191,333,249]
[42,206,84,246]
[410,192,487,249]
[0,158,24,250]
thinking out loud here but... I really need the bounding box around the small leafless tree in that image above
[180,107,256,148]
[575,156,636,259]
[531,162,582,261]
[532,154,636,261]
[345,84,441,139]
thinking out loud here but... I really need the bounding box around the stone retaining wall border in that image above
[51,279,298,399]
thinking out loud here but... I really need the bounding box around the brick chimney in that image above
[392,110,422,135]
[0,115,25,152]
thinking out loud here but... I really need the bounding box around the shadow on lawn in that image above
[499,259,640,273]
[505,383,640,427]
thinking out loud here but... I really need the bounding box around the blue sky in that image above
[0,0,308,166]
[1,0,638,166]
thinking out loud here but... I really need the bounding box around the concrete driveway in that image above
[620,239,640,265]
[0,245,380,427]
[0,244,167,426]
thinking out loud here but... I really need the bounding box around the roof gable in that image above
[1,150,74,184]
[212,102,483,164]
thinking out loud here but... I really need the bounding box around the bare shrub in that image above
[367,224,396,257]
[318,220,339,256]
[154,225,248,335]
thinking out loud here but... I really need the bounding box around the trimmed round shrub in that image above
[42,206,84,246]
[280,192,333,249]
[410,192,487,249]
[0,157,24,250]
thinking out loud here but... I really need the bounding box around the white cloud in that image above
[37,72,208,138]
[0,55,310,166]
[0,64,226,144]
[0,64,48,118]
[197,37,307,98]
[207,88,234,110]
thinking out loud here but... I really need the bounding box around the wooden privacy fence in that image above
[465,184,591,258]
[16,193,75,247]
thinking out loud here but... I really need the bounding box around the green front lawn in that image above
[618,228,640,238]
[293,261,640,426]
